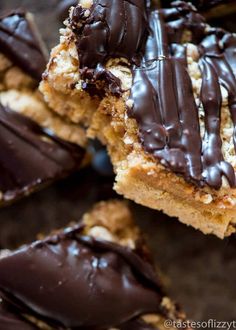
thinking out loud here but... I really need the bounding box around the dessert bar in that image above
[41,0,236,237]
[0,10,86,205]
[0,201,189,329]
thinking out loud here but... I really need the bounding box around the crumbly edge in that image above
[40,38,100,126]
[0,200,188,330]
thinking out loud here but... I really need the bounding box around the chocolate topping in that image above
[0,104,85,203]
[72,0,148,67]
[0,11,47,81]
[0,301,37,330]
[0,224,165,329]
[71,0,149,94]
[129,3,236,189]
[129,10,204,184]
[71,1,236,188]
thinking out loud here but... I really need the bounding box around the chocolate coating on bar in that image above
[0,104,85,203]
[71,0,148,94]
[0,11,47,81]
[70,1,236,188]
[0,301,37,330]
[72,0,148,67]
[129,3,236,189]
[0,224,165,329]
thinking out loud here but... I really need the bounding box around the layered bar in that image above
[0,10,87,204]
[0,200,190,329]
[40,1,236,238]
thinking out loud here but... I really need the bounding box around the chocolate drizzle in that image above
[0,11,47,81]
[128,3,236,189]
[198,32,236,188]
[71,0,149,94]
[0,104,85,203]
[129,11,204,183]
[0,224,166,329]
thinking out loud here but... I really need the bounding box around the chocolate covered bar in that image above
[0,201,189,329]
[0,103,84,204]
[40,0,236,238]
[0,10,87,205]
[0,9,86,146]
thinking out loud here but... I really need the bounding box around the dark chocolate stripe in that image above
[71,0,148,94]
[129,10,204,184]
[199,31,236,186]
[199,56,233,188]
[0,11,47,81]
[171,44,203,181]
[74,0,148,67]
